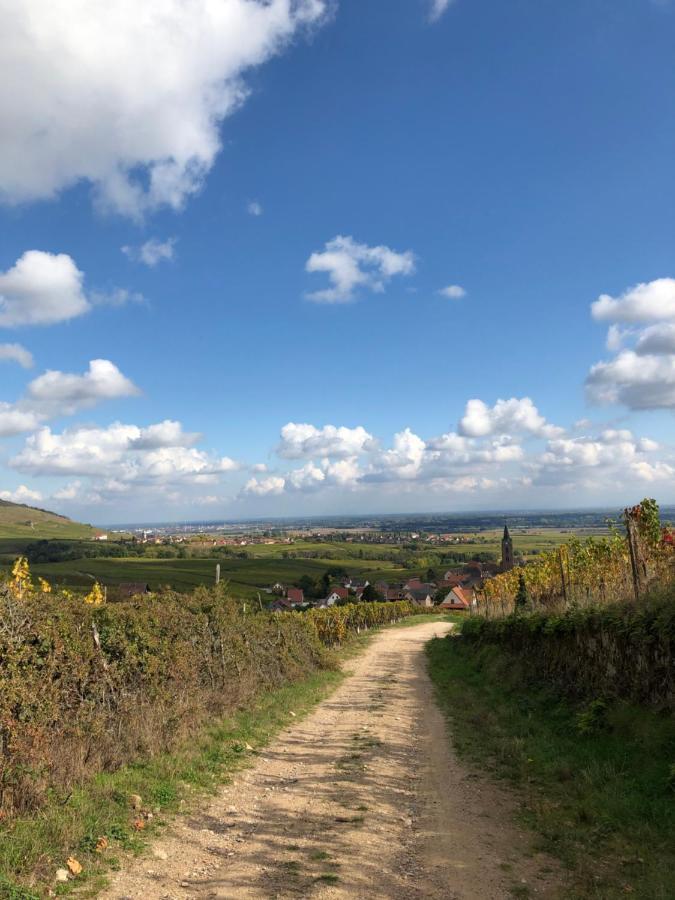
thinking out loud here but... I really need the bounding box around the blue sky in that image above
[0,0,674,524]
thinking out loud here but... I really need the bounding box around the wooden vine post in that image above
[624,507,643,602]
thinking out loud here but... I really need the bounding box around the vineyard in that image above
[476,499,675,617]
[0,559,418,824]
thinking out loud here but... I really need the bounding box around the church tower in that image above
[501,523,514,572]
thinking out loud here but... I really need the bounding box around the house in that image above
[321,589,346,606]
[270,596,293,612]
[403,588,433,608]
[286,587,305,606]
[439,586,473,611]
[385,587,405,601]
[403,579,436,594]
[118,582,151,598]
[442,572,464,587]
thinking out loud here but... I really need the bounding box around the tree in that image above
[297,574,316,598]
[514,571,528,611]
[361,583,382,603]
[426,567,436,583]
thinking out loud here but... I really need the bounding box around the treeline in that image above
[0,580,415,821]
[24,539,189,563]
[24,538,498,569]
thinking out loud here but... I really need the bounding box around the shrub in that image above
[0,583,416,819]
[460,589,675,708]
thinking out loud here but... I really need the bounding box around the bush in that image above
[0,585,416,819]
[460,589,675,707]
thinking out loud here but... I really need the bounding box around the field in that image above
[26,556,416,597]
[0,525,609,597]
[0,500,96,541]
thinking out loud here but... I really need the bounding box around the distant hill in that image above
[0,499,97,541]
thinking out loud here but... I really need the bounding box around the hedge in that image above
[459,590,675,708]
[0,586,417,818]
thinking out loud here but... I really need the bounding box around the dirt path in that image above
[100,621,560,899]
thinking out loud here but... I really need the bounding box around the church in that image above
[501,524,515,572]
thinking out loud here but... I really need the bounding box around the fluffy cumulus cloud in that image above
[11,421,237,486]
[0,484,43,504]
[528,426,675,491]
[459,397,562,439]
[588,278,675,409]
[591,278,675,323]
[122,237,176,267]
[278,422,375,459]
[0,0,329,218]
[243,475,286,496]
[587,351,675,409]
[0,251,89,327]
[0,404,41,438]
[0,343,33,368]
[24,359,140,417]
[305,235,415,303]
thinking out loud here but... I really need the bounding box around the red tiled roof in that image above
[286,587,304,603]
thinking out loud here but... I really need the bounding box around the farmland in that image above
[0,499,96,541]
[26,556,415,597]
[0,525,611,597]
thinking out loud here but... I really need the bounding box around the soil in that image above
[99,620,561,899]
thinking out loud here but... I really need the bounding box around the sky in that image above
[0,0,674,525]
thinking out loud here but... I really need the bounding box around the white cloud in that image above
[438,284,466,299]
[591,278,675,323]
[247,200,263,216]
[24,359,140,417]
[131,420,201,450]
[278,422,375,459]
[635,323,675,356]
[90,287,147,307]
[305,235,415,303]
[0,0,329,218]
[0,404,41,438]
[586,350,675,409]
[0,484,43,504]
[458,397,563,439]
[0,343,33,368]
[52,481,83,501]
[631,460,675,482]
[122,237,176,267]
[243,475,286,496]
[428,0,453,22]
[287,462,326,491]
[0,251,89,327]
[372,428,426,480]
[11,421,237,483]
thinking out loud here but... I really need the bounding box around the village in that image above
[269,526,518,613]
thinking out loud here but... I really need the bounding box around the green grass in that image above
[0,501,95,542]
[0,526,609,594]
[0,664,349,896]
[0,616,420,896]
[426,636,675,900]
[23,556,414,595]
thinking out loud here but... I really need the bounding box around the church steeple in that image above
[501,522,514,572]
